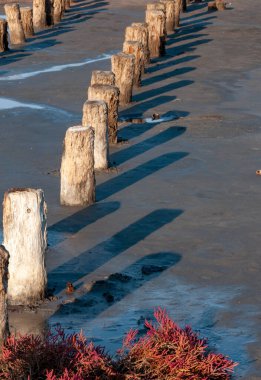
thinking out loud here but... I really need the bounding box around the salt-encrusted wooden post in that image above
[82,101,109,170]
[33,0,47,30]
[111,53,134,105]
[145,9,165,58]
[174,0,182,28]
[160,0,175,33]
[3,188,47,305]
[64,0,71,11]
[20,7,34,38]
[125,22,150,65]
[216,0,226,10]
[60,126,95,206]
[4,4,25,45]
[88,85,119,144]
[53,0,63,23]
[46,0,54,26]
[123,41,144,87]
[0,245,9,344]
[0,19,9,52]
[147,3,166,37]
[91,70,115,86]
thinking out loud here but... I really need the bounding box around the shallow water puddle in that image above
[119,113,179,124]
[0,53,111,81]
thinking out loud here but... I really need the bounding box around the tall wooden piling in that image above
[145,9,166,58]
[3,188,47,305]
[174,0,182,28]
[88,84,119,144]
[4,4,25,45]
[125,22,150,65]
[123,41,144,87]
[111,53,135,105]
[0,245,9,344]
[91,70,115,86]
[0,19,9,52]
[160,0,175,33]
[82,101,109,170]
[20,7,34,38]
[53,0,63,23]
[146,2,166,37]
[33,0,47,30]
[60,126,95,206]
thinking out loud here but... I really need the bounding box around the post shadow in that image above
[97,151,189,202]
[48,201,121,246]
[0,52,32,66]
[111,127,186,166]
[166,38,212,58]
[133,79,193,103]
[52,251,182,322]
[48,208,183,292]
[120,95,180,117]
[146,55,200,74]
[142,67,196,87]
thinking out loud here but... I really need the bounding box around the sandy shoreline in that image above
[1,0,261,378]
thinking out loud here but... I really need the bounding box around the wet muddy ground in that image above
[1,0,261,378]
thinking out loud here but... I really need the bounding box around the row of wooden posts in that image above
[0,0,216,342]
[0,0,73,51]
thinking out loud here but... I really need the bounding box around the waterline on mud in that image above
[0,54,112,81]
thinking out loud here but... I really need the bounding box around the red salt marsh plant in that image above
[0,308,237,379]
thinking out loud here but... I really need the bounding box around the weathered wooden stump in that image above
[216,0,226,10]
[0,19,9,52]
[174,0,182,27]
[111,53,135,105]
[145,9,166,58]
[88,84,119,144]
[53,0,63,23]
[125,22,150,65]
[3,188,47,305]
[91,70,115,86]
[123,41,144,87]
[147,2,167,37]
[0,245,9,344]
[4,4,25,45]
[33,0,47,30]
[160,0,175,33]
[46,0,54,26]
[60,126,95,206]
[82,100,109,170]
[20,7,34,38]
[64,0,71,10]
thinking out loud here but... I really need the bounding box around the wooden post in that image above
[88,84,119,144]
[111,53,135,106]
[182,0,187,12]
[0,245,9,344]
[91,70,115,86]
[174,0,182,28]
[0,19,9,52]
[46,0,54,26]
[20,7,34,38]
[160,0,175,33]
[82,100,109,170]
[216,0,226,10]
[64,0,71,11]
[146,3,166,37]
[4,4,25,45]
[125,22,150,65]
[123,41,144,87]
[33,0,47,30]
[145,9,165,58]
[53,0,63,23]
[60,126,95,206]
[3,188,47,306]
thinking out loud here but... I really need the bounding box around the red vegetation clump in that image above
[117,308,237,379]
[0,308,237,380]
